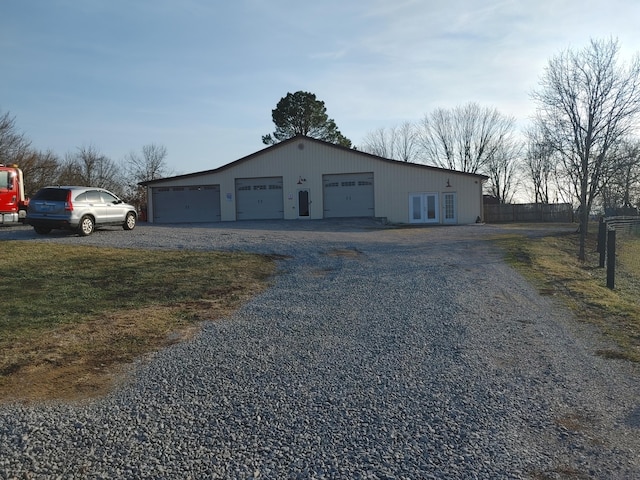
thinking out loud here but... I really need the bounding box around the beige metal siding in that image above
[146,137,484,224]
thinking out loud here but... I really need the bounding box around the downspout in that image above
[146,186,153,223]
[479,177,486,223]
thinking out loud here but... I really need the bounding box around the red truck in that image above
[0,164,29,224]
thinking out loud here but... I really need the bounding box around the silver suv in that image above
[27,186,137,236]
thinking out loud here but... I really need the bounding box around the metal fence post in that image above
[606,229,616,289]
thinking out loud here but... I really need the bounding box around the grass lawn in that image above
[0,242,276,403]
[494,225,640,362]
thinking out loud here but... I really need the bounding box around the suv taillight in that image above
[65,190,73,211]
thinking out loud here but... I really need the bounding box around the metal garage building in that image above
[140,136,487,225]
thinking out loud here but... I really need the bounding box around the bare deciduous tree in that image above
[419,102,516,175]
[361,122,419,162]
[0,110,175,207]
[0,110,31,165]
[0,110,64,196]
[16,149,61,197]
[129,144,169,182]
[600,139,640,213]
[394,121,419,162]
[484,140,522,204]
[532,38,640,260]
[362,127,394,158]
[59,145,122,194]
[122,143,171,212]
[524,125,557,204]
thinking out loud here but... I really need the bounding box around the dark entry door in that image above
[298,189,310,217]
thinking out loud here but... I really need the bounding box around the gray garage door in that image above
[152,185,221,223]
[323,173,374,218]
[235,177,284,220]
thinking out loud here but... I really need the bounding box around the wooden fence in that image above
[484,203,574,223]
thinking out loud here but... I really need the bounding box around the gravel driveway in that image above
[1,220,639,479]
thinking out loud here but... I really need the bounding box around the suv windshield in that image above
[31,188,70,202]
[0,171,11,190]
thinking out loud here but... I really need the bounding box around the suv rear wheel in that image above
[79,215,95,236]
[34,226,51,235]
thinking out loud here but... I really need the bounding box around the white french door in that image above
[409,193,439,223]
[443,192,457,224]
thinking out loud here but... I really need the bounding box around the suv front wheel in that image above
[79,215,95,236]
[123,212,136,231]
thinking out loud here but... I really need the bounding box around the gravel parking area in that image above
[1,220,639,478]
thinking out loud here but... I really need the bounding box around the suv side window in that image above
[75,192,88,202]
[100,191,119,204]
[85,190,102,202]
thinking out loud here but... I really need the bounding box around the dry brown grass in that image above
[0,242,276,404]
[494,227,640,362]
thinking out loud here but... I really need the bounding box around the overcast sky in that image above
[2,0,639,175]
